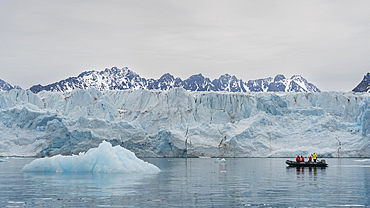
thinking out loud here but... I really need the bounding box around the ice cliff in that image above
[0,88,369,157]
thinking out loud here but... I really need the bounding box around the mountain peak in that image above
[290,75,305,80]
[183,73,213,91]
[159,73,175,81]
[274,74,286,82]
[188,73,205,80]
[0,79,22,91]
[353,73,370,92]
[28,67,321,93]
[219,73,231,78]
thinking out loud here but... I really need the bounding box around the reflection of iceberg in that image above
[22,141,160,173]
[23,172,157,196]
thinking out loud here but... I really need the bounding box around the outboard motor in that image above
[321,160,326,164]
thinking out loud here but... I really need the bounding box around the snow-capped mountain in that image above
[246,74,320,92]
[212,74,247,92]
[353,73,370,92]
[0,88,368,157]
[0,79,22,91]
[146,73,183,90]
[29,67,320,93]
[30,67,146,93]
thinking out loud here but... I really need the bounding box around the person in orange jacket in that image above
[296,155,301,162]
[300,156,304,162]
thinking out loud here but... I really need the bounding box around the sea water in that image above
[0,157,369,207]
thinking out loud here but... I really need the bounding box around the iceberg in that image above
[0,88,369,158]
[22,141,160,173]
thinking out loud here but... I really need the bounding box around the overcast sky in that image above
[1,0,370,91]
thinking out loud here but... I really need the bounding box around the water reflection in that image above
[1,158,368,207]
[23,171,159,196]
[287,166,326,175]
[286,166,327,188]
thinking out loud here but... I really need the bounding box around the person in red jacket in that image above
[301,156,304,162]
[308,156,312,162]
[296,155,301,162]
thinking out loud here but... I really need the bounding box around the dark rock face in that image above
[353,73,370,92]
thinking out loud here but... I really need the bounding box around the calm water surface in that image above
[0,157,369,207]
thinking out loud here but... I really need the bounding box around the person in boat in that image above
[308,156,312,162]
[296,155,301,162]
[300,156,304,162]
[312,153,317,162]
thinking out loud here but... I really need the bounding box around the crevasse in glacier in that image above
[0,88,369,157]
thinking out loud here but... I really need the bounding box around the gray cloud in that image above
[1,0,370,91]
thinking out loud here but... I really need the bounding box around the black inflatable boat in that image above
[286,160,328,167]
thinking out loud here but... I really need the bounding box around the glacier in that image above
[0,88,369,158]
[22,141,160,173]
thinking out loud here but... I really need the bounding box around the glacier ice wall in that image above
[0,88,369,157]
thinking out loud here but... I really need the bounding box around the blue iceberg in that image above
[22,141,160,173]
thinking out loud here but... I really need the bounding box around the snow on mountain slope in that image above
[29,67,320,93]
[0,79,22,91]
[30,67,146,93]
[0,88,368,157]
[245,74,320,93]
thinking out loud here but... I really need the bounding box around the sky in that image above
[1,0,370,92]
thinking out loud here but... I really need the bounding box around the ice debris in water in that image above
[214,158,226,163]
[22,141,160,173]
[354,159,370,162]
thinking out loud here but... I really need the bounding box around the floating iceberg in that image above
[22,141,160,173]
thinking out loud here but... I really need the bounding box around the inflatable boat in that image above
[286,160,328,167]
